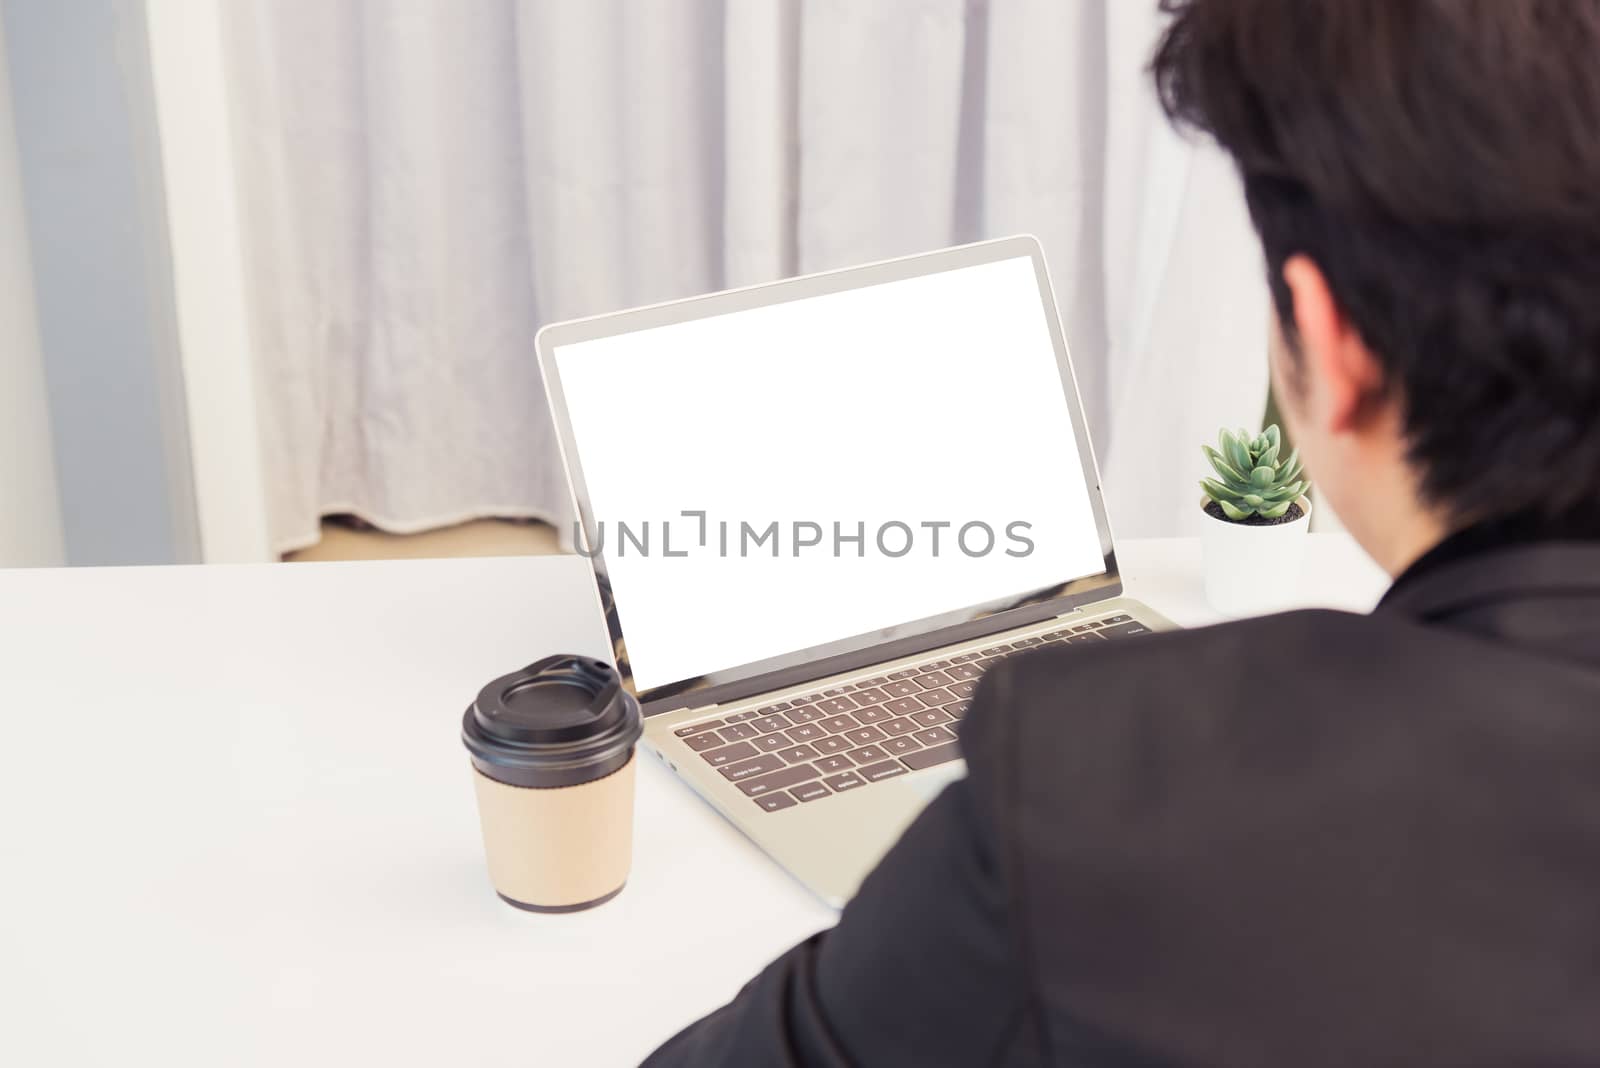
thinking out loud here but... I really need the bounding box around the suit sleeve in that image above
[641,664,1039,1067]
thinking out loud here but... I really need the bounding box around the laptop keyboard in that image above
[670,613,1153,812]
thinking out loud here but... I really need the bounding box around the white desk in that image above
[0,536,1387,1067]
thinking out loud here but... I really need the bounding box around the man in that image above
[646,1,1600,1063]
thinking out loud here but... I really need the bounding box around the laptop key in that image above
[950,653,982,663]
[789,706,825,723]
[790,781,832,803]
[945,664,981,681]
[1040,630,1070,641]
[882,717,918,737]
[857,677,889,687]
[823,771,866,794]
[814,754,854,774]
[1012,637,1042,648]
[1101,621,1152,639]
[756,715,793,733]
[757,702,791,715]
[703,741,759,766]
[844,725,887,746]
[854,705,892,724]
[882,680,920,698]
[753,734,789,753]
[851,687,890,706]
[911,708,952,727]
[788,695,815,706]
[726,710,762,723]
[858,759,908,783]
[887,669,919,680]
[720,754,786,781]
[901,741,962,771]
[883,735,921,756]
[885,697,923,716]
[755,792,798,812]
[942,700,971,719]
[738,763,822,797]
[819,714,861,733]
[1068,633,1104,645]
[778,744,821,765]
[821,688,846,697]
[814,697,856,716]
[849,745,890,765]
[915,671,954,689]
[949,681,977,698]
[1101,614,1132,625]
[813,735,852,755]
[683,732,726,753]
[981,644,1013,656]
[913,726,956,747]
[718,724,759,743]
[916,688,955,707]
[785,723,824,743]
[675,720,723,737]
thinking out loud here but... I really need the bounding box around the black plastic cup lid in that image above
[462,655,642,789]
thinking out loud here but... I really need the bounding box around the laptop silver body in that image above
[537,236,1176,908]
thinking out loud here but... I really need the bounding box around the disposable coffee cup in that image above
[461,655,643,912]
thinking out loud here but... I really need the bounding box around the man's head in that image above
[1153,0,1600,571]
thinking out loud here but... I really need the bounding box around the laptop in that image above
[536,236,1176,907]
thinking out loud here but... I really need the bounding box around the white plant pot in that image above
[1200,495,1313,617]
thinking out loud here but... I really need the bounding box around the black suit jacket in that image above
[645,534,1600,1066]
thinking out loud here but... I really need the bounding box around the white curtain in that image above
[221,0,1267,554]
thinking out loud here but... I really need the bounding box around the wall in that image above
[2,0,199,565]
[144,0,272,563]
[0,2,62,565]
[0,2,64,567]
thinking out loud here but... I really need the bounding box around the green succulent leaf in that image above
[1223,430,1252,473]
[1201,478,1245,502]
[1256,442,1280,469]
[1265,424,1282,451]
[1203,446,1248,484]
[1258,499,1293,519]
[1279,447,1302,483]
[1251,465,1275,487]
[1217,498,1252,521]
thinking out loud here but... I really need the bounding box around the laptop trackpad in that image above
[904,761,965,804]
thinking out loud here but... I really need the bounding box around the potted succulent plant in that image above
[1200,425,1313,615]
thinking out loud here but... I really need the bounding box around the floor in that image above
[283,517,565,562]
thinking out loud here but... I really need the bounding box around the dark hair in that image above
[1152,0,1600,533]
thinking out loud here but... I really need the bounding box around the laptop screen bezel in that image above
[536,236,1122,717]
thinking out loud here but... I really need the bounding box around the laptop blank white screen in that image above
[552,255,1107,693]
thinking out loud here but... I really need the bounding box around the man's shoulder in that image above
[959,608,1447,817]
[954,609,1445,895]
[996,607,1402,724]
